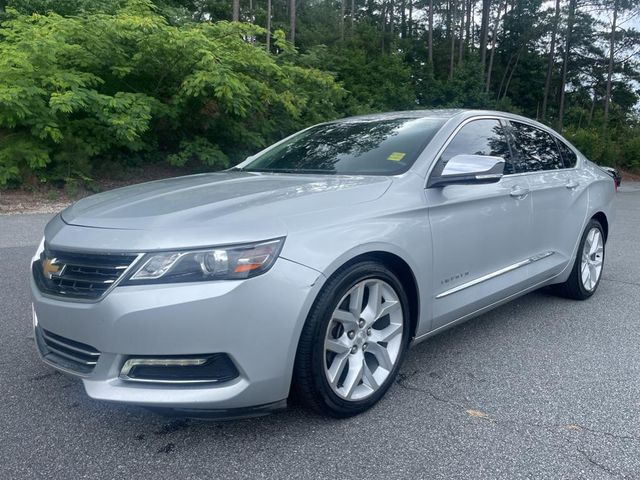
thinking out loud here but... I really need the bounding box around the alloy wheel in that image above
[581,227,604,292]
[323,279,404,401]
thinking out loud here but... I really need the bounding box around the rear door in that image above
[426,118,534,330]
[507,121,589,281]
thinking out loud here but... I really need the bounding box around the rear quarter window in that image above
[509,121,564,172]
[556,139,578,168]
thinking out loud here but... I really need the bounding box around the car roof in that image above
[335,109,467,122]
[332,109,564,138]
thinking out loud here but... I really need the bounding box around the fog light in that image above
[119,354,239,384]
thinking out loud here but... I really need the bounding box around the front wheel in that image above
[293,261,410,417]
[553,219,605,300]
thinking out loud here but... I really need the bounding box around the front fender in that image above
[280,210,433,336]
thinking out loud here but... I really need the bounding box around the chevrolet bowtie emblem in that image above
[42,258,64,279]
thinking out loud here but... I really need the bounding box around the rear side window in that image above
[556,140,578,168]
[435,119,515,175]
[509,121,564,172]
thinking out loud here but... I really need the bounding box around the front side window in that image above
[242,117,446,175]
[509,121,564,172]
[433,119,514,176]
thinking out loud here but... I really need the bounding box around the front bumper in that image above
[31,257,323,411]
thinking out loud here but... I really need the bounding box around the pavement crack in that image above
[576,447,624,479]
[28,371,59,382]
[395,372,465,409]
[395,372,640,445]
[565,424,640,442]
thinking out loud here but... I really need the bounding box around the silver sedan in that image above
[31,109,616,418]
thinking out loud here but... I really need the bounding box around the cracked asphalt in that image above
[1,183,639,479]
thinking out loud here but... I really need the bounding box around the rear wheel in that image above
[554,219,605,300]
[293,261,410,417]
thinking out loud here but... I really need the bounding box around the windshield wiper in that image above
[241,168,337,174]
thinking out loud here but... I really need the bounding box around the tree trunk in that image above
[588,91,596,126]
[479,0,491,71]
[471,0,476,51]
[603,0,618,137]
[486,0,507,92]
[541,0,561,122]
[266,0,272,51]
[401,0,407,38]
[502,49,520,99]
[458,0,465,64]
[465,0,472,50]
[497,53,513,98]
[408,0,413,38]
[341,0,346,40]
[558,0,576,132]
[449,0,457,79]
[232,0,240,21]
[381,1,386,53]
[428,0,433,63]
[351,0,355,33]
[290,0,297,45]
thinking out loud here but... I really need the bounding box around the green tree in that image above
[0,0,344,185]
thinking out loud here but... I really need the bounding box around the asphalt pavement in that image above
[1,184,639,479]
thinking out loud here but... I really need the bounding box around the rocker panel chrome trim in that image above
[435,251,555,299]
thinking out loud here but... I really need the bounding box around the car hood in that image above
[61,172,391,232]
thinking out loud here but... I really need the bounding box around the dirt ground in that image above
[0,165,188,215]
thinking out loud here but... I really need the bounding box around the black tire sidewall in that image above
[305,262,411,417]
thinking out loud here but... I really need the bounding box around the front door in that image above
[425,118,534,330]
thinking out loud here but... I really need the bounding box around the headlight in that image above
[122,238,285,285]
[32,237,45,263]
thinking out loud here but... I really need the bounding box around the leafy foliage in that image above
[0,0,639,186]
[0,0,344,185]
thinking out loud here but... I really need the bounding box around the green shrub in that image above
[0,1,344,185]
[620,135,640,171]
[564,128,607,165]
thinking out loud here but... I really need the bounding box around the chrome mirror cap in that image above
[429,154,505,188]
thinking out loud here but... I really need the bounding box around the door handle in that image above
[565,180,579,190]
[510,186,529,199]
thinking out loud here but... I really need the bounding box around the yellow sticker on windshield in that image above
[387,152,406,161]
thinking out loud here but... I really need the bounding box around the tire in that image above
[553,219,605,300]
[292,260,411,418]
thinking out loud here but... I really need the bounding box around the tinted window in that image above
[556,139,578,168]
[243,117,446,175]
[435,119,514,175]
[510,121,564,172]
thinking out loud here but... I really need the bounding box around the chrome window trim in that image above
[435,251,555,299]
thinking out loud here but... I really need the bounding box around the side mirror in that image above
[428,154,505,188]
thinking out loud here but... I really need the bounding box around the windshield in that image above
[241,117,446,175]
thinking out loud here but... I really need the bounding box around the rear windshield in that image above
[242,117,446,175]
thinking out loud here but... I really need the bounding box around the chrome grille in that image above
[33,249,138,300]
[35,327,100,375]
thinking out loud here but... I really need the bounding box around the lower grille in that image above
[33,249,138,300]
[35,327,101,375]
